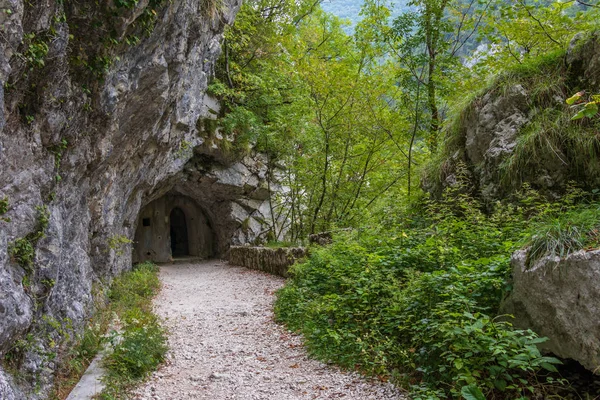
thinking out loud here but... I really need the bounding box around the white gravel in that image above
[132,260,406,400]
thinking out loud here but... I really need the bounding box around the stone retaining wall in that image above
[229,246,307,277]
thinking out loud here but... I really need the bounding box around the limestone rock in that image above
[567,31,600,88]
[424,32,600,201]
[0,0,280,397]
[464,84,529,167]
[501,249,600,372]
[0,369,22,400]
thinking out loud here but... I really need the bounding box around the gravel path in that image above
[132,260,406,400]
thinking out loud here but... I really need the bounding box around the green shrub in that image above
[276,229,561,398]
[107,234,133,256]
[0,196,8,215]
[99,261,166,398]
[108,261,160,310]
[22,32,50,69]
[10,237,36,270]
[51,262,164,398]
[274,187,598,398]
[52,293,112,398]
[10,205,50,270]
[104,313,167,380]
[389,270,560,398]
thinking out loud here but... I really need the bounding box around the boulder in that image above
[501,249,600,372]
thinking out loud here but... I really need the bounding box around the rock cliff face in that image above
[424,32,600,202]
[0,0,287,397]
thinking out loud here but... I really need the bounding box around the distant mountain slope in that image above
[321,0,411,31]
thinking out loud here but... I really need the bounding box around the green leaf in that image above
[461,384,486,400]
[526,337,548,344]
[573,101,600,120]
[566,91,583,105]
[572,109,586,120]
[494,379,507,391]
[583,101,599,117]
[537,357,562,370]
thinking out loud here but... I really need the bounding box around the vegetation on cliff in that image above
[50,262,166,399]
[210,0,600,398]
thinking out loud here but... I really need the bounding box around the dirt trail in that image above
[132,260,405,400]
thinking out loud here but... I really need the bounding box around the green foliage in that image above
[10,238,36,271]
[175,140,193,159]
[472,0,599,84]
[108,261,161,310]
[3,314,74,378]
[0,196,8,215]
[213,0,418,241]
[31,205,50,241]
[48,138,69,166]
[51,264,163,398]
[22,32,50,69]
[567,91,600,120]
[52,307,108,399]
[2,333,35,366]
[10,205,50,271]
[48,139,68,182]
[274,183,600,398]
[107,234,133,256]
[103,312,167,381]
[461,384,485,400]
[100,262,166,397]
[526,202,600,266]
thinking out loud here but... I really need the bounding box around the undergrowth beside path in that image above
[51,262,167,399]
[275,183,600,399]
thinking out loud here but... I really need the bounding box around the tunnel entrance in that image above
[133,194,215,263]
[170,207,189,257]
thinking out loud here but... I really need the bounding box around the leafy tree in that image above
[212,0,416,240]
[468,0,599,86]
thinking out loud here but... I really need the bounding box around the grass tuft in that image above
[526,204,600,266]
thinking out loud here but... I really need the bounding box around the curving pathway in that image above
[132,260,405,400]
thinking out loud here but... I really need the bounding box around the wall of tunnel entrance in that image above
[133,194,215,263]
